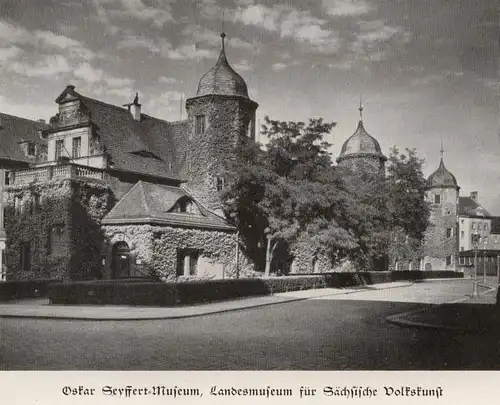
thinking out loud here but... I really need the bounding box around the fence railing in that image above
[10,164,105,185]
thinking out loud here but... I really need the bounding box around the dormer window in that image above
[174,197,197,215]
[434,194,440,204]
[28,142,36,156]
[195,115,206,135]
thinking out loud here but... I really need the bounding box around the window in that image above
[472,222,476,230]
[4,171,9,185]
[14,196,22,214]
[176,249,200,277]
[460,246,464,251]
[20,242,31,271]
[461,219,464,224]
[461,231,464,239]
[27,142,36,157]
[484,223,488,231]
[484,236,488,245]
[72,137,81,159]
[394,261,399,271]
[478,223,482,230]
[446,228,452,238]
[216,176,224,192]
[55,139,64,160]
[31,193,40,213]
[446,255,452,266]
[177,198,196,214]
[434,194,441,204]
[195,115,206,135]
[47,224,65,255]
[495,236,498,244]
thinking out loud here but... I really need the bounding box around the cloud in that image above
[182,25,257,52]
[0,21,32,44]
[97,0,174,29]
[234,4,281,31]
[105,76,135,87]
[160,42,216,61]
[104,87,135,98]
[233,60,252,71]
[0,94,55,121]
[323,0,373,16]
[233,5,340,55]
[117,34,160,52]
[280,10,341,54]
[7,54,72,77]
[272,62,288,71]
[159,76,179,84]
[145,90,184,118]
[74,62,104,83]
[349,21,411,62]
[0,46,24,62]
[33,30,96,60]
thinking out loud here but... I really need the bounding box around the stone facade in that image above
[102,224,254,280]
[184,95,257,214]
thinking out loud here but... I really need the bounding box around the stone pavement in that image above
[0,281,413,321]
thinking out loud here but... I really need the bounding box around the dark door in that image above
[112,241,131,279]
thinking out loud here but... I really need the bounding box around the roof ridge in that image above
[0,111,45,124]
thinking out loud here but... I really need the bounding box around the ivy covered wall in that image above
[183,95,257,213]
[102,224,255,281]
[5,178,113,281]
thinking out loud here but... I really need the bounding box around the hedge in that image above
[0,279,61,301]
[46,270,464,307]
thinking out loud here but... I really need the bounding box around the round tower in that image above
[336,104,386,175]
[422,147,459,270]
[184,33,258,213]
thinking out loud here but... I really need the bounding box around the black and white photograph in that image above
[0,0,498,383]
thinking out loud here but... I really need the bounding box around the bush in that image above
[46,270,464,307]
[0,279,61,301]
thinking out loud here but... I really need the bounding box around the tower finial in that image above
[358,95,363,121]
[220,32,226,52]
[440,141,444,160]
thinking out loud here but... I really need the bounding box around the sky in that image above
[0,0,498,211]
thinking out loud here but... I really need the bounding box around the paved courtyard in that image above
[1,279,499,370]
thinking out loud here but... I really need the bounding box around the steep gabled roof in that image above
[0,112,48,163]
[102,181,235,231]
[78,95,185,180]
[50,85,189,181]
[459,196,491,217]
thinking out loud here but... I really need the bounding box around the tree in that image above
[223,116,361,275]
[386,147,430,242]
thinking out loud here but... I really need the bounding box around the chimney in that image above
[470,191,478,203]
[130,92,141,122]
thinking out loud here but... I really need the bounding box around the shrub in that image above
[0,279,61,301]
[46,270,464,307]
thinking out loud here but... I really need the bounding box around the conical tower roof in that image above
[196,33,249,98]
[427,157,458,189]
[339,120,384,157]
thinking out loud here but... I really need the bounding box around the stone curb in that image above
[0,281,417,321]
[386,286,498,333]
